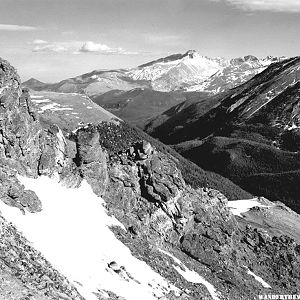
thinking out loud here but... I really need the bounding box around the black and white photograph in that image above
[0,0,300,299]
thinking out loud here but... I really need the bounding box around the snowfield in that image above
[31,98,51,104]
[37,102,73,112]
[228,198,270,217]
[29,91,120,131]
[0,175,179,300]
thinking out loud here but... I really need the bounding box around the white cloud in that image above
[33,39,48,45]
[0,24,37,31]
[79,41,111,52]
[212,0,300,12]
[33,44,67,53]
[31,40,138,55]
[78,41,139,55]
[31,40,81,53]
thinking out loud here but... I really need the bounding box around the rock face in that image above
[71,126,300,299]
[0,60,41,176]
[0,59,73,212]
[1,57,300,299]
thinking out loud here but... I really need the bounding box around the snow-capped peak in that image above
[127,50,224,86]
[182,49,198,59]
[127,50,286,92]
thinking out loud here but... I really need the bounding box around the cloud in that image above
[0,24,37,31]
[31,40,139,55]
[78,41,139,55]
[79,41,111,52]
[211,0,300,12]
[33,39,48,45]
[31,40,80,53]
[33,44,67,53]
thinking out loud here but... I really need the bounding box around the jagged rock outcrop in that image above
[0,167,41,213]
[0,60,41,176]
[0,58,75,212]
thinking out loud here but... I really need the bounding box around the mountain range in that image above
[23,50,285,126]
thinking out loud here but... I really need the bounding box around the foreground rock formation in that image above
[1,57,300,299]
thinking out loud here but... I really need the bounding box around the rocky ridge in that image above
[1,57,300,299]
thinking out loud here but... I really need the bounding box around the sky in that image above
[0,0,299,82]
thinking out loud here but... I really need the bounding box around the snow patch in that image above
[158,249,182,266]
[159,249,221,300]
[38,103,73,112]
[0,176,178,300]
[30,95,44,99]
[228,199,270,217]
[246,268,271,289]
[38,103,58,112]
[52,107,73,111]
[32,99,51,103]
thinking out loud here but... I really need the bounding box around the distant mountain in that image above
[23,77,46,89]
[24,69,148,95]
[147,56,300,143]
[187,55,285,93]
[145,56,300,213]
[128,50,228,91]
[23,51,286,127]
[128,51,285,93]
[24,51,286,95]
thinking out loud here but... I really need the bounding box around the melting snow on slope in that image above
[228,199,270,217]
[32,99,51,104]
[30,95,45,99]
[38,102,73,112]
[159,249,221,300]
[0,175,179,300]
[245,268,271,289]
